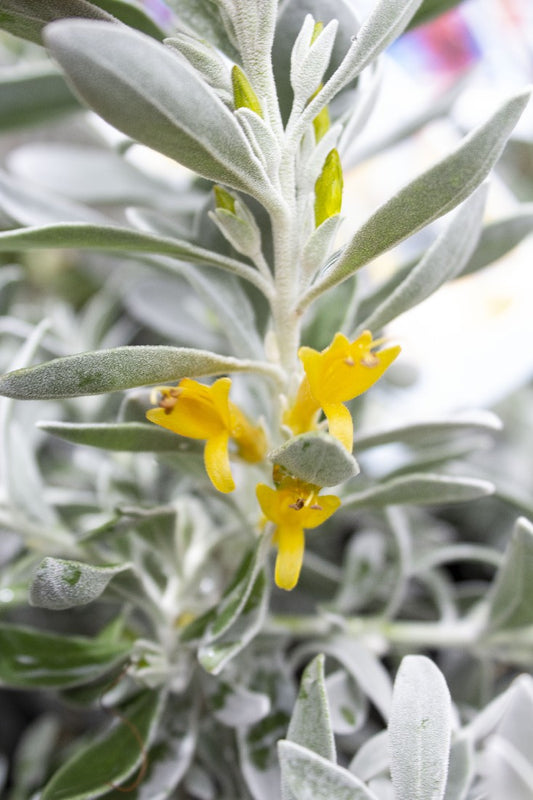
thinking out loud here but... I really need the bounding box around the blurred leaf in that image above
[486,517,533,632]
[41,690,164,800]
[30,557,133,610]
[38,421,203,453]
[103,693,197,800]
[304,89,531,303]
[211,681,270,727]
[0,170,107,226]
[408,0,465,30]
[342,473,494,509]
[0,0,114,44]
[11,714,60,799]
[86,0,167,38]
[349,730,389,783]
[325,669,366,735]
[0,623,130,688]
[8,144,170,206]
[443,737,474,800]
[461,204,533,276]
[358,185,487,332]
[0,345,271,400]
[0,64,79,131]
[389,655,452,800]
[356,411,502,451]
[279,740,379,800]
[268,431,359,487]
[44,21,272,201]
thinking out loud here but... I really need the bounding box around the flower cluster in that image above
[147,331,399,589]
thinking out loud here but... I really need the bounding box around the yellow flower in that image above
[286,331,400,451]
[256,480,340,591]
[146,377,266,493]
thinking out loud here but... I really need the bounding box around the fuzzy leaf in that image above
[0,346,270,400]
[269,431,359,487]
[41,690,164,800]
[389,656,452,800]
[332,0,424,85]
[0,64,79,131]
[342,473,494,509]
[37,421,203,453]
[486,517,533,632]
[304,88,530,303]
[358,184,487,332]
[198,570,269,674]
[286,655,336,761]
[44,21,272,201]
[0,223,266,289]
[355,411,502,451]
[279,741,379,800]
[30,557,132,610]
[0,623,130,689]
[272,0,359,123]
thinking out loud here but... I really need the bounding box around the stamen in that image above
[289,498,305,510]
[344,357,355,366]
[361,353,379,367]
[309,504,323,510]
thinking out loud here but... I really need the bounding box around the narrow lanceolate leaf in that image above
[0,623,130,688]
[302,88,530,306]
[44,21,273,202]
[342,474,494,509]
[358,185,487,332]
[0,64,79,131]
[30,557,132,610]
[37,421,203,453]
[0,346,278,400]
[328,0,424,87]
[355,411,502,451]
[0,223,269,292]
[486,517,533,632]
[0,0,114,45]
[287,655,336,761]
[41,690,164,800]
[389,656,452,800]
[279,741,379,800]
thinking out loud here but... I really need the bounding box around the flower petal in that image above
[322,402,353,451]
[275,525,305,591]
[300,494,341,529]
[204,430,235,493]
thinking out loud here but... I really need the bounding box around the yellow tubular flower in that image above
[256,480,340,591]
[146,377,266,493]
[297,331,401,451]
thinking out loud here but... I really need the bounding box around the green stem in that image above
[268,612,488,651]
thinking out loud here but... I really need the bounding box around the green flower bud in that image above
[314,148,343,228]
[214,185,236,214]
[231,65,263,118]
